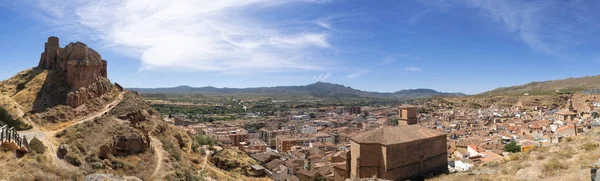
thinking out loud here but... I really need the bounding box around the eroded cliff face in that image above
[38,36,113,108]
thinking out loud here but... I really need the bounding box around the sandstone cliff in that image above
[37,36,113,108]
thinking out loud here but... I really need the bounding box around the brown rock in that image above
[37,37,113,108]
[38,36,62,70]
[114,135,148,156]
[58,143,69,159]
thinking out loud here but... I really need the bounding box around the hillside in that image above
[0,37,207,180]
[130,82,466,100]
[430,128,600,181]
[481,75,600,95]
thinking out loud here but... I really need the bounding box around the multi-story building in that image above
[276,135,297,153]
[229,129,249,146]
[315,132,333,143]
[260,128,294,148]
[299,125,317,135]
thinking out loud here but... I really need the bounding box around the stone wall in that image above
[350,135,448,180]
[381,135,448,180]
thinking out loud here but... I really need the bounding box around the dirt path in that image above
[18,92,124,167]
[48,92,124,134]
[150,136,165,179]
[199,149,238,181]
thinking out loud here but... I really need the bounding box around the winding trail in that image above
[18,92,124,167]
[199,149,238,180]
[150,136,165,179]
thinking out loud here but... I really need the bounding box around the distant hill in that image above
[481,75,600,95]
[129,82,466,100]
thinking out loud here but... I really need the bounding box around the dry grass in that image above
[542,158,568,174]
[582,142,599,152]
[429,128,600,181]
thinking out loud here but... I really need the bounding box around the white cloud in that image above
[26,0,332,72]
[461,0,551,53]
[455,0,599,54]
[346,69,370,79]
[313,72,331,82]
[404,66,422,72]
[316,19,334,30]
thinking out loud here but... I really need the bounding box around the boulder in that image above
[516,167,541,181]
[113,135,148,156]
[57,143,69,159]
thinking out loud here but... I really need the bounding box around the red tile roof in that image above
[351,125,445,145]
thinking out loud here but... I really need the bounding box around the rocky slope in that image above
[430,128,600,181]
[0,37,203,180]
[481,74,600,96]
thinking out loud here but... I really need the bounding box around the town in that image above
[159,92,600,181]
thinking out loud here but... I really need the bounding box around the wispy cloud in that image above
[404,66,423,72]
[454,0,600,54]
[346,69,370,79]
[24,0,332,73]
[313,72,332,82]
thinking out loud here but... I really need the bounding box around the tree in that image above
[390,118,399,125]
[592,112,599,118]
[503,141,521,153]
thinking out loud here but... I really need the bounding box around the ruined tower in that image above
[38,36,113,108]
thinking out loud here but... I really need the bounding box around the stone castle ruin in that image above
[38,36,113,108]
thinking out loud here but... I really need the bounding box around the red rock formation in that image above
[38,37,114,108]
[38,36,62,70]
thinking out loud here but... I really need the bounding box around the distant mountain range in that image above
[129,82,466,100]
[481,74,600,95]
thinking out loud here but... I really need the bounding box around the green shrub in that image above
[28,137,47,154]
[160,136,182,161]
[503,141,521,153]
[65,153,82,166]
[90,162,105,169]
[195,135,216,146]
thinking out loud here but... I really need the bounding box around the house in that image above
[467,144,485,157]
[249,165,266,177]
[297,169,319,181]
[300,125,318,135]
[453,160,474,171]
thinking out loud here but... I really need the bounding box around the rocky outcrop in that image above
[38,36,62,70]
[98,133,149,158]
[114,135,148,156]
[66,80,113,108]
[38,36,114,108]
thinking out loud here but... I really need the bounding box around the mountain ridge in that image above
[128,82,466,100]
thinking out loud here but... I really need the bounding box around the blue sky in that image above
[1,0,600,94]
